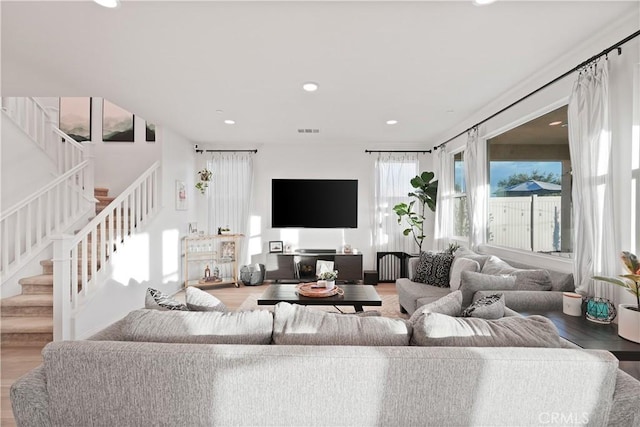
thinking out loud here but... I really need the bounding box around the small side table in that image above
[521,310,640,361]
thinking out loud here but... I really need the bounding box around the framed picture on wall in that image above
[269,241,283,253]
[175,180,187,210]
[146,122,156,142]
[103,99,134,142]
[59,97,91,141]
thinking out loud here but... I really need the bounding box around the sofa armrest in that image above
[609,369,640,426]
[87,317,128,341]
[10,365,51,426]
[473,290,563,312]
[407,257,420,281]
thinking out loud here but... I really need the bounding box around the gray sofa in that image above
[397,251,574,315]
[10,304,640,427]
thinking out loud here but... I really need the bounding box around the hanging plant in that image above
[195,169,212,194]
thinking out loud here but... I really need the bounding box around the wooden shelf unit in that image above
[183,234,244,288]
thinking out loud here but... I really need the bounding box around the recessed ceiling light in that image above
[94,0,119,8]
[302,82,319,92]
[386,120,398,125]
[549,121,562,126]
[224,120,235,125]
[472,0,496,5]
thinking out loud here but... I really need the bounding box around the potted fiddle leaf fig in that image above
[393,171,438,253]
[594,251,640,343]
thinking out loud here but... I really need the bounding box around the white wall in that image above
[193,142,434,271]
[75,127,196,338]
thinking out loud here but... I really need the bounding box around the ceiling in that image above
[2,1,638,147]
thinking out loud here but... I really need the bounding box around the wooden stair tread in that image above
[1,294,53,307]
[18,274,53,286]
[94,187,110,196]
[1,317,53,333]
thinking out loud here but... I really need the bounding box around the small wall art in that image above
[269,241,283,253]
[59,97,91,141]
[146,122,156,142]
[176,180,187,210]
[103,99,134,142]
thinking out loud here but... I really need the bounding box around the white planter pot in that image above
[618,304,640,344]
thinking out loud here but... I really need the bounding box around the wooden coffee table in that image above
[257,284,382,312]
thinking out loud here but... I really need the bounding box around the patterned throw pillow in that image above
[414,252,454,287]
[145,287,188,311]
[462,293,505,319]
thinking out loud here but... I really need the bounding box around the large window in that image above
[487,105,573,255]
[453,151,469,238]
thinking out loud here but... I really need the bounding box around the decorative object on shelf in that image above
[594,251,640,343]
[175,180,187,210]
[343,244,352,254]
[562,292,583,317]
[284,243,292,253]
[195,168,212,195]
[296,282,344,298]
[188,222,198,235]
[218,226,231,235]
[392,171,438,252]
[204,265,211,279]
[269,240,283,253]
[585,297,616,324]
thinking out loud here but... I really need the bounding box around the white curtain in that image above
[434,147,453,251]
[568,60,617,298]
[207,152,254,266]
[464,127,487,250]
[373,153,419,254]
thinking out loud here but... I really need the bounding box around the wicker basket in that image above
[296,283,344,298]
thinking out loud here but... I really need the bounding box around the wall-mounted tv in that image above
[272,179,358,228]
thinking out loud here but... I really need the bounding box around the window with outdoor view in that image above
[453,151,469,238]
[487,105,572,256]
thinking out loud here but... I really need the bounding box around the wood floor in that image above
[0,282,398,426]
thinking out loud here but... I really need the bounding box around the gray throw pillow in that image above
[414,251,454,287]
[409,290,463,323]
[453,247,490,269]
[121,309,274,344]
[449,257,480,290]
[480,256,553,291]
[410,313,561,347]
[459,271,516,308]
[461,293,505,319]
[145,287,188,311]
[273,302,411,346]
[185,287,228,312]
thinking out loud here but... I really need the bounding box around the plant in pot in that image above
[392,171,438,253]
[317,270,338,290]
[594,251,640,343]
[195,169,212,195]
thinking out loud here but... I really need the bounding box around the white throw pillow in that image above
[185,287,228,312]
[448,257,480,290]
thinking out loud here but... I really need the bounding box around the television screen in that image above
[272,179,358,228]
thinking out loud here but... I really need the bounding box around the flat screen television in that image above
[272,179,358,228]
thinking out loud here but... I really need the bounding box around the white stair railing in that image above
[0,142,95,283]
[53,161,161,340]
[2,97,85,174]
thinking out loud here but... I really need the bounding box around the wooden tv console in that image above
[266,250,363,283]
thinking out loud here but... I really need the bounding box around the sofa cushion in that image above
[462,293,505,319]
[453,247,490,269]
[449,257,480,290]
[415,252,454,287]
[273,302,411,346]
[481,256,552,291]
[185,287,228,312]
[409,290,462,322]
[120,309,274,344]
[396,278,451,314]
[144,288,188,311]
[410,313,561,347]
[459,271,517,308]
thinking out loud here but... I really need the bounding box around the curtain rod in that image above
[432,28,640,151]
[194,145,257,154]
[364,149,432,154]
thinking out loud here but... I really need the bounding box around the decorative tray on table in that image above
[296,282,344,298]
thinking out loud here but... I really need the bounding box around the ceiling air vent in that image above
[297,129,320,134]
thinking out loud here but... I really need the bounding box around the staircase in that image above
[0,188,112,347]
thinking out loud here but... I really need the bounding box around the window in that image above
[453,151,469,238]
[487,105,572,255]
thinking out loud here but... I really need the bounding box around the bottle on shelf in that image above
[204,264,211,279]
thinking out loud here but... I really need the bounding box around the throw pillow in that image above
[414,252,454,287]
[145,288,188,311]
[185,287,228,312]
[453,247,490,269]
[461,293,505,319]
[459,271,516,308]
[272,302,411,346]
[449,257,480,290]
[410,312,561,348]
[480,256,553,291]
[409,290,463,323]
[121,309,274,344]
